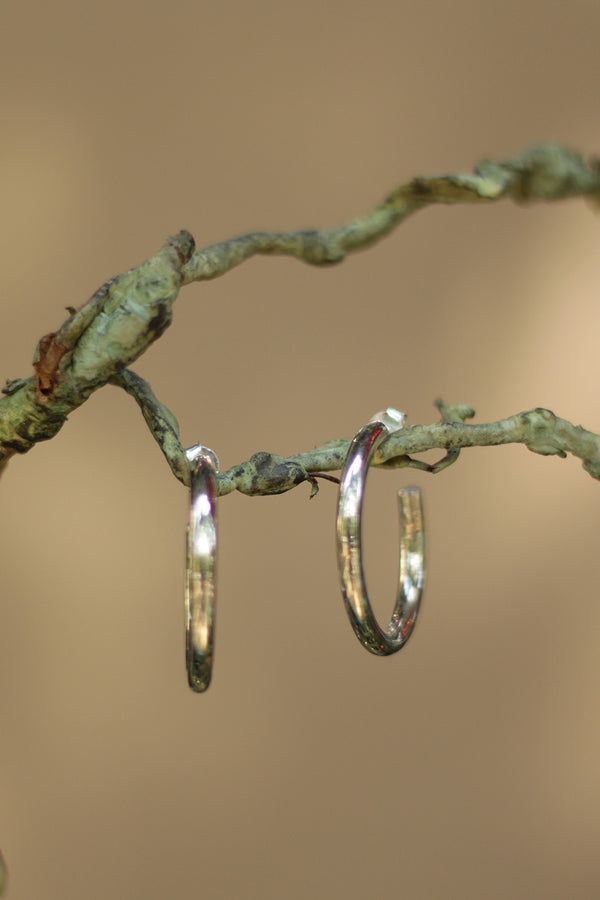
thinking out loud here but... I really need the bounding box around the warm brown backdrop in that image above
[1,2,600,897]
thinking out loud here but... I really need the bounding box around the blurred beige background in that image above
[1,1,600,897]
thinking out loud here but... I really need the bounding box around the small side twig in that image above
[212,403,600,497]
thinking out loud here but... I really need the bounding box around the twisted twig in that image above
[181,143,600,281]
[1,142,599,484]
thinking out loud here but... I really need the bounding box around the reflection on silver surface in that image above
[185,444,219,692]
[336,409,425,656]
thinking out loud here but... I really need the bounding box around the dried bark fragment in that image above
[33,332,68,400]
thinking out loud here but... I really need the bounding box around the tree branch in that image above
[2,141,600,892]
[1,143,599,483]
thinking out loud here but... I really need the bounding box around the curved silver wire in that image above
[336,408,425,656]
[185,444,220,692]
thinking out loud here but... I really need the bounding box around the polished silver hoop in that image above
[185,444,220,692]
[336,408,425,656]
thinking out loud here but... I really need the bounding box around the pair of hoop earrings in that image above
[184,407,425,692]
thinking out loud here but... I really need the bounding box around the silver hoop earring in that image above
[185,444,219,692]
[336,408,425,656]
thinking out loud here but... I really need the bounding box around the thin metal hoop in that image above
[185,444,220,692]
[336,408,425,656]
